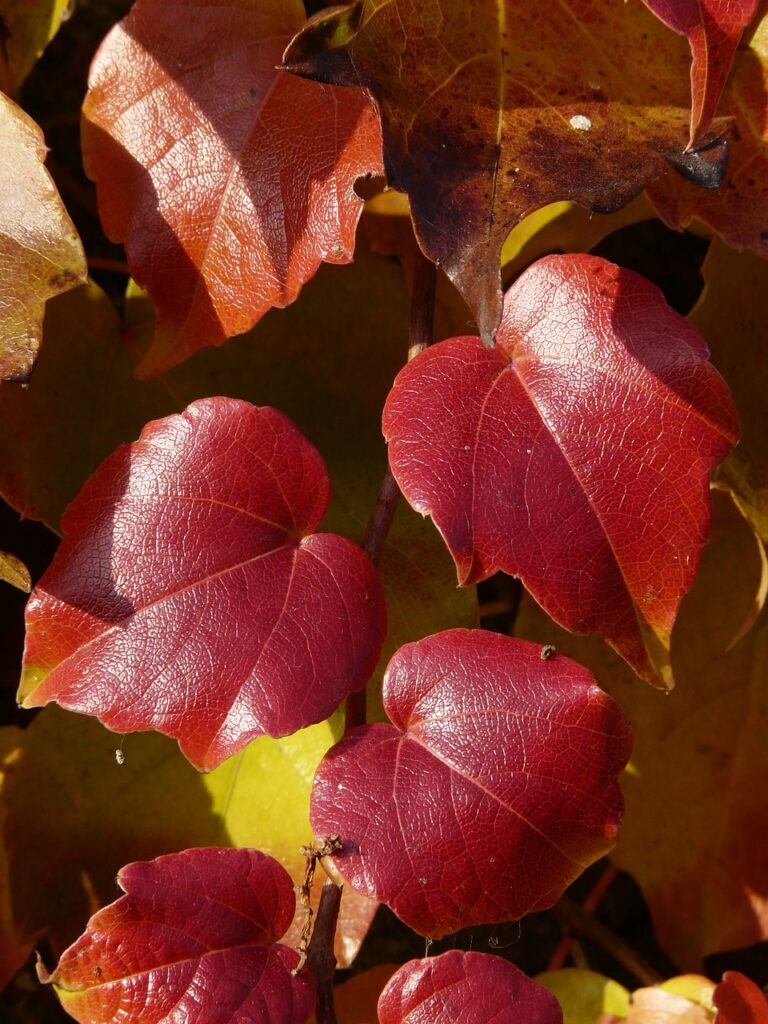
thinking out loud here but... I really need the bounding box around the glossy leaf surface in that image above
[0,92,86,382]
[20,397,386,771]
[714,972,768,1024]
[643,0,758,145]
[285,0,729,342]
[647,7,768,259]
[312,629,632,938]
[0,551,30,592]
[378,951,563,1024]
[384,254,738,686]
[515,492,768,966]
[82,0,382,377]
[40,848,315,1024]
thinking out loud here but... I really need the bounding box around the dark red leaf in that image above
[82,0,382,377]
[311,629,632,938]
[714,972,768,1024]
[38,848,315,1024]
[383,254,738,686]
[378,951,563,1024]
[643,0,759,146]
[20,398,386,771]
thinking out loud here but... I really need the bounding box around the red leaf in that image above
[39,848,315,1024]
[82,0,382,377]
[378,951,563,1024]
[311,629,632,938]
[714,972,768,1024]
[383,254,738,686]
[20,398,386,771]
[643,0,758,147]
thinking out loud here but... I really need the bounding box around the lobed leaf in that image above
[643,0,759,146]
[383,254,738,686]
[284,0,729,343]
[82,0,382,377]
[312,629,632,938]
[378,951,563,1024]
[0,92,86,382]
[20,397,386,771]
[39,848,315,1024]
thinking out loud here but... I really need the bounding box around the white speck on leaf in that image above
[570,114,592,131]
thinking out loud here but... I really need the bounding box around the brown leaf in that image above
[0,92,86,382]
[0,550,30,592]
[284,0,730,343]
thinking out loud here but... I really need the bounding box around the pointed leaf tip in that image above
[21,397,387,770]
[383,254,738,684]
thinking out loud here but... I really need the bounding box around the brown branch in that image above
[306,881,342,1024]
[345,247,437,733]
[555,895,663,987]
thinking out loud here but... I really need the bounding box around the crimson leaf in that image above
[38,848,315,1024]
[311,629,632,938]
[20,398,386,771]
[383,254,738,687]
[714,971,768,1024]
[378,951,563,1024]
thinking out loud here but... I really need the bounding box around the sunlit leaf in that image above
[39,849,315,1024]
[0,92,85,382]
[82,0,382,376]
[0,551,29,592]
[20,398,387,771]
[284,0,729,342]
[535,968,631,1024]
[384,254,737,686]
[643,0,759,146]
[378,951,563,1024]
[312,629,632,938]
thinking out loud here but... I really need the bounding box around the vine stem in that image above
[306,881,343,1024]
[345,247,437,733]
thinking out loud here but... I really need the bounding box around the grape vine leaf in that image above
[643,0,759,147]
[284,0,730,343]
[383,254,738,687]
[38,848,315,1024]
[535,969,631,1024]
[0,0,72,94]
[19,398,387,771]
[82,0,382,377]
[647,6,768,259]
[714,971,768,1023]
[378,951,563,1024]
[0,92,86,382]
[312,629,632,938]
[514,492,768,966]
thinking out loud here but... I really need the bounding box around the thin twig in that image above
[548,863,617,971]
[345,248,438,733]
[306,881,343,1024]
[555,895,663,986]
[294,835,342,974]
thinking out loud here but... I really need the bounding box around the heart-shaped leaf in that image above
[20,397,386,771]
[643,0,759,146]
[311,629,632,938]
[378,951,563,1024]
[284,0,729,343]
[82,0,382,377]
[383,254,738,686]
[38,848,315,1024]
[0,92,86,382]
